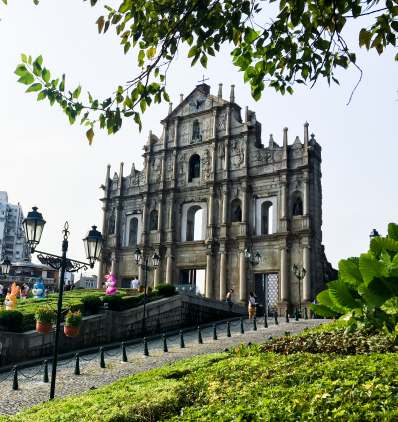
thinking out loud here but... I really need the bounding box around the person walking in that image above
[248,292,257,320]
[226,289,234,310]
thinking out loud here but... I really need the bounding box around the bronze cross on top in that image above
[198,75,209,84]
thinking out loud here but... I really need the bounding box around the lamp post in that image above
[292,264,307,315]
[22,207,103,400]
[244,248,264,317]
[369,229,380,239]
[0,257,11,279]
[134,247,160,337]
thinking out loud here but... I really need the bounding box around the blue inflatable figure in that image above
[32,279,45,299]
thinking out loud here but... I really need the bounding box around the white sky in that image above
[0,1,396,271]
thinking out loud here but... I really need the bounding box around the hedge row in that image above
[0,284,176,332]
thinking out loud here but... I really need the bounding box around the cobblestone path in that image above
[0,318,327,415]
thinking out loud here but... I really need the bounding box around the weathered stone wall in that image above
[0,294,245,366]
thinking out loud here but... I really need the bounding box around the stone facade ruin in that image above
[99,83,335,313]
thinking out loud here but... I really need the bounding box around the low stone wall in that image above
[0,294,245,366]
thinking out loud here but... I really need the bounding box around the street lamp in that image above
[134,247,160,337]
[292,264,307,316]
[369,229,380,239]
[23,207,103,400]
[0,257,11,278]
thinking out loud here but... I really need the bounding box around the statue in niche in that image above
[218,113,226,129]
[201,149,211,181]
[293,197,303,216]
[231,141,244,168]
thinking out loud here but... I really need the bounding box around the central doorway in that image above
[179,268,206,295]
[254,273,279,316]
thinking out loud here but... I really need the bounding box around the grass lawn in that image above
[13,289,129,315]
[1,328,397,421]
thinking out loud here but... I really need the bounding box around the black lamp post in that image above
[292,264,307,315]
[0,257,11,279]
[134,247,160,337]
[22,207,103,400]
[369,229,380,239]
[244,248,266,320]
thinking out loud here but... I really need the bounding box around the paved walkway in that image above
[0,318,326,416]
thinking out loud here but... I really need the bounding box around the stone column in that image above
[206,253,213,298]
[158,200,163,233]
[280,247,289,302]
[208,192,214,226]
[165,253,173,284]
[303,173,309,216]
[281,182,287,219]
[241,186,248,223]
[303,246,311,301]
[222,189,228,224]
[154,267,160,288]
[219,250,227,301]
[239,250,246,302]
[142,203,148,235]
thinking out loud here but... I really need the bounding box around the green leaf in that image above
[339,258,363,287]
[359,253,388,286]
[381,297,398,315]
[359,28,371,49]
[388,223,398,241]
[370,237,398,256]
[42,68,51,83]
[72,86,82,99]
[37,91,47,101]
[59,74,65,92]
[17,73,35,85]
[309,303,337,318]
[26,83,42,93]
[327,279,358,311]
[14,64,28,77]
[96,16,105,33]
[86,128,94,145]
[21,53,28,64]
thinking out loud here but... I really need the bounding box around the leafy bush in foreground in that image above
[0,310,23,332]
[262,328,397,355]
[2,345,398,422]
[312,222,398,335]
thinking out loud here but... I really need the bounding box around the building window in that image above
[186,205,203,241]
[149,210,158,231]
[108,210,116,235]
[292,193,303,216]
[261,201,273,234]
[231,198,242,222]
[192,120,201,140]
[188,154,201,182]
[128,217,138,246]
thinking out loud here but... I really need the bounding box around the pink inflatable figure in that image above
[104,273,118,296]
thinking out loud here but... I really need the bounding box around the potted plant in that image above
[35,306,55,334]
[64,310,82,337]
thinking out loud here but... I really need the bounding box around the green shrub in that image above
[156,283,176,297]
[64,310,82,327]
[312,222,398,335]
[0,310,23,332]
[262,328,396,355]
[34,306,55,324]
[81,295,102,314]
[100,294,124,311]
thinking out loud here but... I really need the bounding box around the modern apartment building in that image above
[0,191,30,263]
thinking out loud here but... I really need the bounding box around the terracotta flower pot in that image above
[36,321,53,334]
[64,325,80,337]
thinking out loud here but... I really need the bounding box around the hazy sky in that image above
[0,1,396,273]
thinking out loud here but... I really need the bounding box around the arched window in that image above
[261,201,273,235]
[188,154,201,182]
[108,210,116,235]
[292,193,303,216]
[128,217,138,246]
[231,198,242,222]
[149,210,158,231]
[186,205,203,241]
[192,120,200,140]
